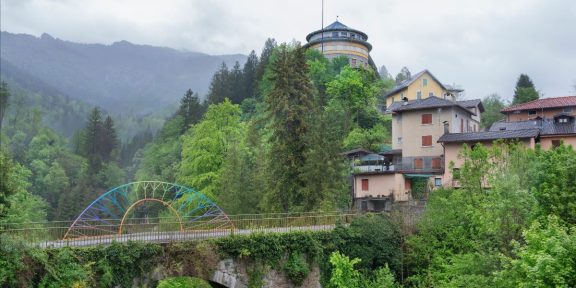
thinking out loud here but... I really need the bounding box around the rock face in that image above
[212,259,322,288]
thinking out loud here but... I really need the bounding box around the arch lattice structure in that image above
[64,181,233,240]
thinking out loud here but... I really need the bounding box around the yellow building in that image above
[384,70,463,108]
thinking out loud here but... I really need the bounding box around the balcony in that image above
[353,156,444,174]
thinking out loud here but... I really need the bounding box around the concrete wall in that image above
[386,71,445,107]
[354,173,409,202]
[540,136,576,149]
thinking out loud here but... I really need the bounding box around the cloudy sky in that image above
[2,0,575,101]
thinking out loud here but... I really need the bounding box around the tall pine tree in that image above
[0,81,9,142]
[229,61,245,104]
[101,116,118,162]
[513,74,539,105]
[178,89,204,132]
[207,62,231,104]
[264,44,315,212]
[242,50,259,100]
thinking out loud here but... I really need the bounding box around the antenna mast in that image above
[321,0,324,53]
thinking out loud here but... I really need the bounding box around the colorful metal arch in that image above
[64,181,233,240]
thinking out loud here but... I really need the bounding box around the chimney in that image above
[443,121,449,134]
[402,97,408,106]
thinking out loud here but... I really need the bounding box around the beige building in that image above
[350,96,483,211]
[383,70,464,108]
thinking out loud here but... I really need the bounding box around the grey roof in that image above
[383,70,448,98]
[380,149,402,155]
[489,118,576,136]
[324,21,348,30]
[457,99,485,113]
[438,129,540,143]
[390,96,475,115]
[341,148,374,156]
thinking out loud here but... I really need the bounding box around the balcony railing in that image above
[353,156,444,174]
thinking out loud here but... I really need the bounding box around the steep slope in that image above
[0,32,246,114]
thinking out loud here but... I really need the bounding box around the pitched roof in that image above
[457,99,485,113]
[324,20,348,30]
[390,96,475,115]
[501,96,576,113]
[437,129,540,143]
[489,118,576,136]
[383,70,447,98]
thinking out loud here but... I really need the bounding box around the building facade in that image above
[501,96,576,121]
[383,70,464,108]
[304,20,376,69]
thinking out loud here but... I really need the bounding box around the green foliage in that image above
[513,74,539,104]
[531,144,576,224]
[0,81,9,139]
[284,252,310,286]
[480,93,506,129]
[343,123,390,151]
[178,99,244,199]
[497,215,576,287]
[157,277,212,288]
[328,251,362,288]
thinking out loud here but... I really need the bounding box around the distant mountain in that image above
[0,31,246,114]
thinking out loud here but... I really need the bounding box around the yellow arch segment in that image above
[118,198,184,235]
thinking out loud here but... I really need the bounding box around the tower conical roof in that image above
[324,20,348,30]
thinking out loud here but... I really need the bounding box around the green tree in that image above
[480,93,506,129]
[177,89,204,132]
[101,115,118,162]
[178,99,244,199]
[531,144,576,224]
[229,61,245,104]
[395,66,411,84]
[328,251,362,288]
[242,50,259,99]
[326,66,381,132]
[207,62,231,104]
[263,45,315,212]
[0,81,9,142]
[255,38,278,98]
[497,215,576,287]
[513,74,539,105]
[343,124,390,151]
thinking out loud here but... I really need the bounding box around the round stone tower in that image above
[304,20,374,69]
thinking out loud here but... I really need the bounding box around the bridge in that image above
[2,181,360,248]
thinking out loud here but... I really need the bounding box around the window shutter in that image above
[422,135,432,146]
[414,158,423,169]
[421,114,432,124]
[432,158,441,169]
[362,179,369,191]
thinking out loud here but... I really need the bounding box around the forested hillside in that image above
[0,32,246,114]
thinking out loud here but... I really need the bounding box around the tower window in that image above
[423,78,428,86]
[351,58,357,66]
[332,32,338,37]
[417,91,422,99]
[340,32,347,36]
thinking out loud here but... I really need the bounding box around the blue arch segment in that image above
[64,181,233,239]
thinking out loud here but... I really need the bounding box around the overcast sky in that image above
[2,0,575,102]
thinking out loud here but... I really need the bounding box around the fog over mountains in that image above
[0,31,246,114]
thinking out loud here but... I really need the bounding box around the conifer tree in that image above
[264,45,315,212]
[395,66,411,84]
[101,116,118,161]
[229,61,245,104]
[207,62,231,104]
[0,81,9,141]
[82,107,103,159]
[178,89,204,131]
[242,50,259,99]
[513,74,539,105]
[255,38,277,97]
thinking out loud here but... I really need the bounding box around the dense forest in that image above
[1,37,575,287]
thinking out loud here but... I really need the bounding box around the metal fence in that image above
[0,212,362,248]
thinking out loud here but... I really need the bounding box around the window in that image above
[528,110,537,115]
[432,158,442,169]
[466,119,470,132]
[397,114,402,123]
[422,78,428,86]
[421,113,432,124]
[552,140,561,148]
[351,58,357,66]
[422,135,433,147]
[417,91,422,99]
[361,179,369,191]
[461,118,464,132]
[332,32,338,37]
[558,118,569,123]
[414,158,423,169]
[340,32,347,36]
[563,107,573,113]
[429,92,434,97]
[397,137,402,144]
[351,33,356,38]
[434,178,442,187]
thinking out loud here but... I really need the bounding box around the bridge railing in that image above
[0,212,363,248]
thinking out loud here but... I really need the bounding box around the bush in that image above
[284,252,310,286]
[157,276,212,288]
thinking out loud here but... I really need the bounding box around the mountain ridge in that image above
[0,31,247,114]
